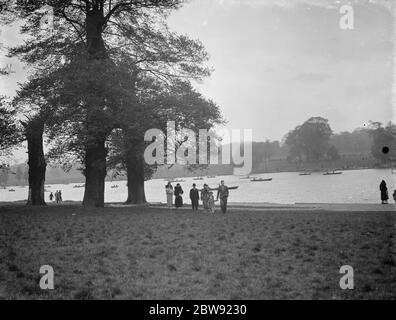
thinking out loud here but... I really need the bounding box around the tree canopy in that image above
[368,121,396,164]
[285,117,335,162]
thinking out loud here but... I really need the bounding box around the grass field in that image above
[0,204,395,299]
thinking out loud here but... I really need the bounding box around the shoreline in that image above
[1,200,395,212]
[1,166,393,188]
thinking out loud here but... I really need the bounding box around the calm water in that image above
[0,169,394,204]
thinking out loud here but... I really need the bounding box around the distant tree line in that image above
[250,117,395,170]
[2,117,395,188]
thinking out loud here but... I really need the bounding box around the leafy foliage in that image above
[0,96,22,167]
[285,117,336,162]
[368,121,396,164]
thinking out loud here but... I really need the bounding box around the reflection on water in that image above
[0,169,394,204]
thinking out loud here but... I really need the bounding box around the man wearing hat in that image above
[189,183,200,211]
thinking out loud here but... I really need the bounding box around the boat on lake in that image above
[193,177,204,180]
[164,178,185,183]
[250,177,272,182]
[239,175,251,179]
[299,172,312,176]
[323,170,343,175]
[206,185,239,191]
[73,184,85,188]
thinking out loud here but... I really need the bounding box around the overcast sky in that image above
[167,0,394,141]
[1,0,394,145]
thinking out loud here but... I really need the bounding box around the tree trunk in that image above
[125,149,147,205]
[81,8,108,207]
[25,118,46,206]
[82,137,107,207]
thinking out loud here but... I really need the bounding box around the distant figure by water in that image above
[217,180,229,213]
[379,180,388,204]
[189,183,199,211]
[55,190,63,204]
[208,191,215,213]
[165,182,173,208]
[393,190,396,204]
[174,183,184,208]
[201,184,210,211]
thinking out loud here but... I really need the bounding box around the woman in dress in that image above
[380,180,388,204]
[174,183,184,208]
[165,182,173,208]
[200,184,210,211]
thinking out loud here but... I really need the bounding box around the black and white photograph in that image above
[0,0,395,306]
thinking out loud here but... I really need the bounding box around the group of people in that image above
[165,180,230,213]
[49,190,63,203]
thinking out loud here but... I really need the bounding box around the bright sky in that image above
[0,0,394,147]
[167,0,395,141]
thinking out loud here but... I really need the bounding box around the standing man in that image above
[216,180,229,213]
[189,183,199,211]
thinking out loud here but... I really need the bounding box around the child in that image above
[208,191,215,214]
[393,190,396,204]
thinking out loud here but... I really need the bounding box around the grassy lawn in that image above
[0,204,395,299]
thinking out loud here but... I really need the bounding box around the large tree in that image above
[13,74,59,205]
[285,117,335,162]
[107,78,223,204]
[21,116,47,205]
[2,0,211,207]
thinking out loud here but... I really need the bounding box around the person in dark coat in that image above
[189,183,199,211]
[380,180,388,204]
[174,183,184,208]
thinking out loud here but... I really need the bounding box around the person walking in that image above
[216,180,229,213]
[200,184,210,211]
[174,183,184,208]
[58,190,63,203]
[208,191,215,214]
[54,190,59,203]
[189,183,200,211]
[380,180,388,204]
[165,182,174,208]
[49,192,54,201]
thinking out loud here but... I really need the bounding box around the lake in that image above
[0,169,394,204]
